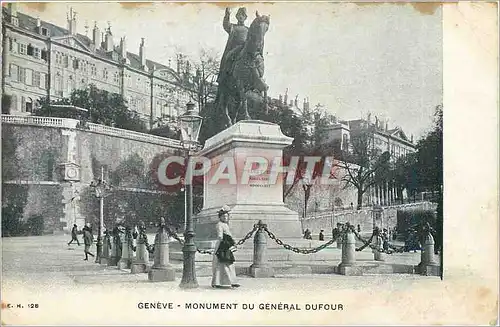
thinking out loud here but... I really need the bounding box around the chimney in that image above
[385,121,388,131]
[411,134,414,143]
[284,88,288,106]
[139,38,146,68]
[92,23,101,48]
[104,27,113,52]
[279,94,283,104]
[120,36,126,59]
[67,8,77,35]
[8,3,19,26]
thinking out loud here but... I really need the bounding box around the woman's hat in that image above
[220,205,231,214]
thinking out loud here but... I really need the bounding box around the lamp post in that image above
[90,166,112,264]
[178,101,203,289]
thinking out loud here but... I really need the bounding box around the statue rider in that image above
[217,7,249,86]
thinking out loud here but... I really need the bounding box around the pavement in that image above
[1,234,457,326]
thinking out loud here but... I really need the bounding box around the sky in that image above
[17,2,443,140]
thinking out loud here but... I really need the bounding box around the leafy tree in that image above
[416,105,443,193]
[34,85,147,133]
[2,94,12,114]
[336,128,391,209]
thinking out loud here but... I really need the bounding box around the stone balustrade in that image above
[1,114,182,148]
[1,114,79,129]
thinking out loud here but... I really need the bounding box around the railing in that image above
[2,115,182,148]
[85,123,182,148]
[1,115,79,129]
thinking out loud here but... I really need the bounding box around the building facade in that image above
[2,4,194,128]
[324,116,417,206]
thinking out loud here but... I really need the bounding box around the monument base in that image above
[195,204,302,240]
[131,263,150,274]
[415,263,441,276]
[336,263,363,276]
[107,257,118,266]
[117,259,131,270]
[249,264,275,278]
[148,266,176,282]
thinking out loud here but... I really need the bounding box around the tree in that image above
[34,85,147,133]
[177,49,220,113]
[336,128,391,209]
[416,104,443,194]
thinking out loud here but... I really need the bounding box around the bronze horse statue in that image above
[216,11,270,128]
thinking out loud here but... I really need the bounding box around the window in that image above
[9,64,18,80]
[41,49,47,61]
[73,59,79,70]
[25,69,33,86]
[11,94,18,111]
[27,44,34,56]
[19,68,26,84]
[18,43,27,55]
[90,64,96,76]
[113,72,119,83]
[41,28,49,36]
[40,73,47,89]
[63,55,69,68]
[25,97,33,113]
[8,38,13,51]
[33,72,41,88]
[102,68,108,80]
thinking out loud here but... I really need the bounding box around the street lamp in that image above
[178,101,203,289]
[89,166,113,264]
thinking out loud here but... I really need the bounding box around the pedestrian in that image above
[212,205,239,289]
[350,202,354,210]
[67,224,81,246]
[319,229,325,241]
[83,224,95,260]
[303,229,312,240]
[357,224,361,233]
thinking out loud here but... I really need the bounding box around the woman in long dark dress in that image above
[211,206,239,289]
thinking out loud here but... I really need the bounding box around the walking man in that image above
[83,224,95,261]
[67,224,80,246]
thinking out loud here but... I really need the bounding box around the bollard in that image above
[118,227,134,269]
[416,232,440,276]
[131,224,150,274]
[373,234,386,262]
[249,220,274,278]
[148,218,175,282]
[337,226,363,276]
[336,233,343,249]
[107,230,119,266]
[100,232,110,265]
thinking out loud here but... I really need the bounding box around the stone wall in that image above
[302,202,436,237]
[2,116,182,234]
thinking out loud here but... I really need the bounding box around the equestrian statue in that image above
[215,7,270,128]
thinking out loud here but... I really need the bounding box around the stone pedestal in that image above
[148,229,175,282]
[337,230,362,276]
[195,120,302,241]
[131,236,150,274]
